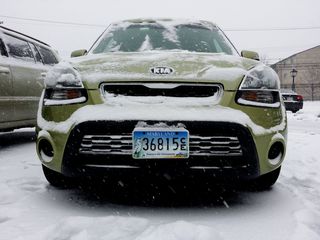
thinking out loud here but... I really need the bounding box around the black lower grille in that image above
[62,121,259,178]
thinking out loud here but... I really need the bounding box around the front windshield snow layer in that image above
[91,21,237,55]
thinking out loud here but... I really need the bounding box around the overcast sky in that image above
[1,0,320,63]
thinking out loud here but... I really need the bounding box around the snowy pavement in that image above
[0,102,319,240]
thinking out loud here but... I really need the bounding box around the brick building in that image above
[271,45,320,100]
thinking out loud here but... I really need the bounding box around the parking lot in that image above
[0,102,319,240]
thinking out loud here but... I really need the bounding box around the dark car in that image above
[281,89,303,113]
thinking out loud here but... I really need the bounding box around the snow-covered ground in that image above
[0,102,319,240]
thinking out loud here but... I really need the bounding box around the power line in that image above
[1,14,320,32]
[224,26,320,32]
[0,15,105,28]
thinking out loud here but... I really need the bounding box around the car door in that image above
[0,37,14,126]
[2,33,49,122]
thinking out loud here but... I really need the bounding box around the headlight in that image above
[44,88,87,106]
[236,65,281,108]
[43,61,87,106]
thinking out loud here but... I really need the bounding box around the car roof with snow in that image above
[0,25,51,48]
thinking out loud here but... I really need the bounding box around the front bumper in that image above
[58,120,261,180]
[37,90,287,181]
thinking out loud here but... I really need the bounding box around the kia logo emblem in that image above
[150,67,174,75]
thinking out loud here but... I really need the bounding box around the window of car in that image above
[29,43,43,63]
[0,38,8,57]
[37,46,58,65]
[3,33,35,62]
[91,24,237,55]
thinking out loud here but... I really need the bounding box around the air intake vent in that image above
[101,83,222,98]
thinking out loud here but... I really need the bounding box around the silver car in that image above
[0,26,59,131]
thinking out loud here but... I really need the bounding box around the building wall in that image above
[272,46,320,100]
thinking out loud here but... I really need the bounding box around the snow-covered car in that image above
[281,88,303,113]
[0,26,59,131]
[36,19,287,190]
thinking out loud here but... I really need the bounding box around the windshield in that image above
[90,23,238,55]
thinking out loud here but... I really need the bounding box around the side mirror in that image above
[241,50,260,61]
[71,49,87,58]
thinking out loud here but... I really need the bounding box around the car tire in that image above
[42,165,75,188]
[246,167,281,191]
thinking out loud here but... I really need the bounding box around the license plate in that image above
[132,128,189,159]
[286,96,293,101]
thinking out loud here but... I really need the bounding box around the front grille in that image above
[101,83,222,98]
[79,134,242,157]
[62,121,259,178]
[189,136,242,156]
[80,135,132,155]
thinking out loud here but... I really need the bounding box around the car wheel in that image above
[245,167,281,191]
[42,165,75,188]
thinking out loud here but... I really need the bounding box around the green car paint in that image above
[37,90,287,176]
[37,19,287,189]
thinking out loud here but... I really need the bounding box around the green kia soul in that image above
[36,19,287,189]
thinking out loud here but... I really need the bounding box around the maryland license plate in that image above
[132,128,189,159]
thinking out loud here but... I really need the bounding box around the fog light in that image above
[38,139,54,163]
[268,142,284,165]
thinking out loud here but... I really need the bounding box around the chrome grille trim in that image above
[84,164,140,169]
[79,134,243,156]
[190,165,248,170]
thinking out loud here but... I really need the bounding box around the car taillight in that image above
[296,95,303,101]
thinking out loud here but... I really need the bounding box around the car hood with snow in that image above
[68,51,258,90]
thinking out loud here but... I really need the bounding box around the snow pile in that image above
[103,92,221,106]
[136,221,222,240]
[0,207,20,225]
[37,95,286,136]
[2,102,320,240]
[280,101,320,239]
[45,61,82,88]
[290,101,320,122]
[0,183,18,205]
[290,210,320,240]
[16,217,221,240]
[16,216,148,240]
